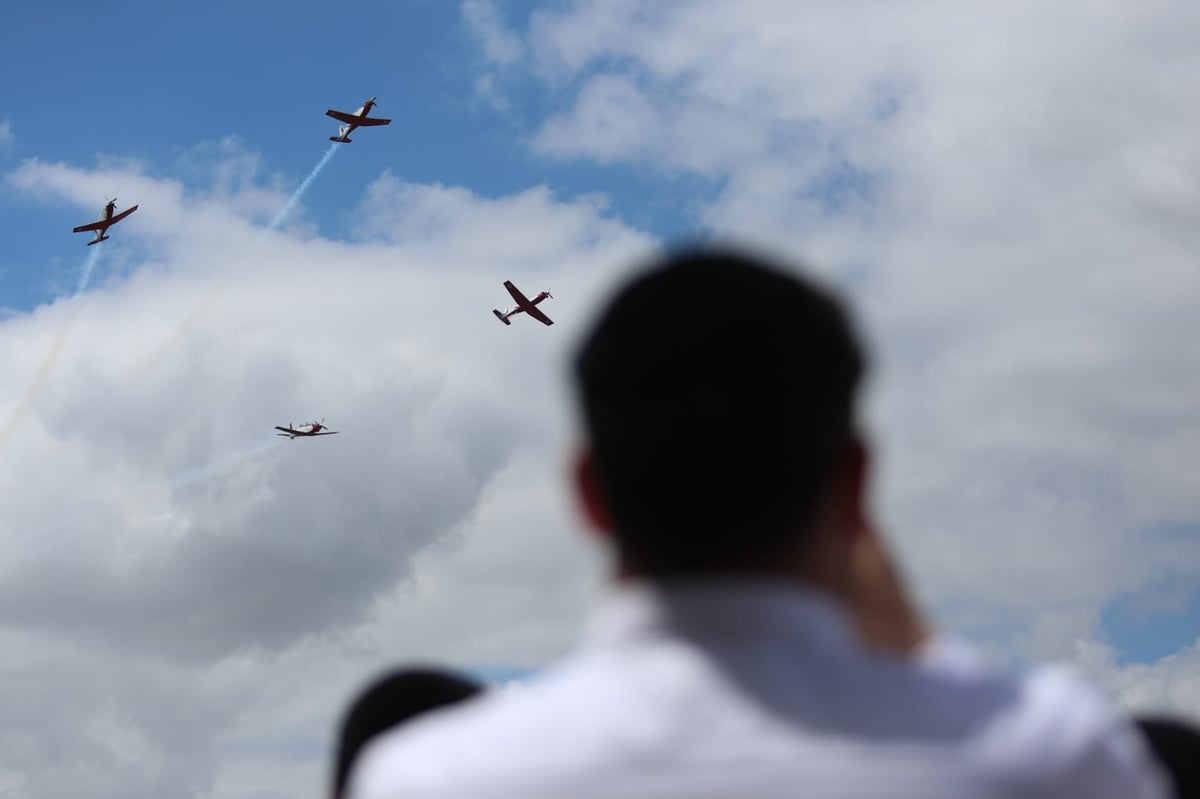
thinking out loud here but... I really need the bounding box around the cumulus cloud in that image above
[462,0,523,66]
[0,147,647,796]
[1075,638,1200,722]
[513,0,1200,669]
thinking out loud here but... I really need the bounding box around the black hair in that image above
[1137,716,1200,798]
[573,245,865,574]
[332,667,482,798]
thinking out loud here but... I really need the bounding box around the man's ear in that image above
[573,448,613,535]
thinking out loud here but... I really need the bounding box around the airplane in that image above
[274,420,339,439]
[325,97,391,143]
[72,198,138,245]
[493,280,554,326]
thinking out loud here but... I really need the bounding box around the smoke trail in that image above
[0,248,105,450]
[128,142,342,377]
[169,436,281,489]
[265,142,340,233]
[0,319,73,448]
[75,247,102,295]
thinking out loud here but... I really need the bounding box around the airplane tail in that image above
[493,309,511,325]
[87,235,109,246]
[329,136,351,143]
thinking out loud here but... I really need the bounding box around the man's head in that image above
[1136,716,1200,798]
[332,667,482,798]
[572,246,867,577]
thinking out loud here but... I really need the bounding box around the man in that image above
[1137,717,1200,798]
[349,247,1169,798]
[331,667,481,798]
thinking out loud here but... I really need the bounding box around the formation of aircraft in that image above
[325,97,391,143]
[68,97,555,445]
[275,420,339,439]
[493,280,554,326]
[71,198,138,246]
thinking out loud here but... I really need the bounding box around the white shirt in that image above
[348,580,1170,799]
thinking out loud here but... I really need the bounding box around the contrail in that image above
[128,142,342,376]
[0,248,104,450]
[266,142,340,232]
[0,319,73,448]
[75,246,102,295]
[169,436,281,489]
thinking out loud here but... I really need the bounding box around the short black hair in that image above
[1136,716,1200,798]
[332,667,482,798]
[573,245,865,574]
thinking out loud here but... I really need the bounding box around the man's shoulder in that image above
[347,658,626,799]
[916,640,1168,797]
[347,642,1170,799]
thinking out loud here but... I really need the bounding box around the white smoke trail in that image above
[0,248,105,450]
[145,143,342,487]
[128,142,342,377]
[75,246,102,295]
[266,141,340,233]
[169,436,282,489]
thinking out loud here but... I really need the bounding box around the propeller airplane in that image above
[72,198,138,245]
[493,280,554,326]
[275,420,339,439]
[325,97,391,143]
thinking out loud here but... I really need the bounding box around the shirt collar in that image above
[581,577,858,654]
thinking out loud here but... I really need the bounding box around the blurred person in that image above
[1137,717,1200,798]
[348,246,1169,798]
[332,667,481,799]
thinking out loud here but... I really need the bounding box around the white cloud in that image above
[0,150,647,797]
[1074,639,1200,724]
[509,0,1200,666]
[0,120,12,150]
[462,0,523,66]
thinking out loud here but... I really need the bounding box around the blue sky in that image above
[0,0,713,309]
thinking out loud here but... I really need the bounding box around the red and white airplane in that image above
[72,198,138,246]
[274,420,339,439]
[493,281,553,326]
[325,97,391,143]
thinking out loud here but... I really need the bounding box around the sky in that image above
[2,1,1200,796]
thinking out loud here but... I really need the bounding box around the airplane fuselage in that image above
[336,101,373,139]
[87,204,117,243]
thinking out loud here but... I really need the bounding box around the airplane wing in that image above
[312,431,339,435]
[524,305,554,326]
[504,280,530,306]
[109,205,138,225]
[72,220,105,233]
[326,109,391,126]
